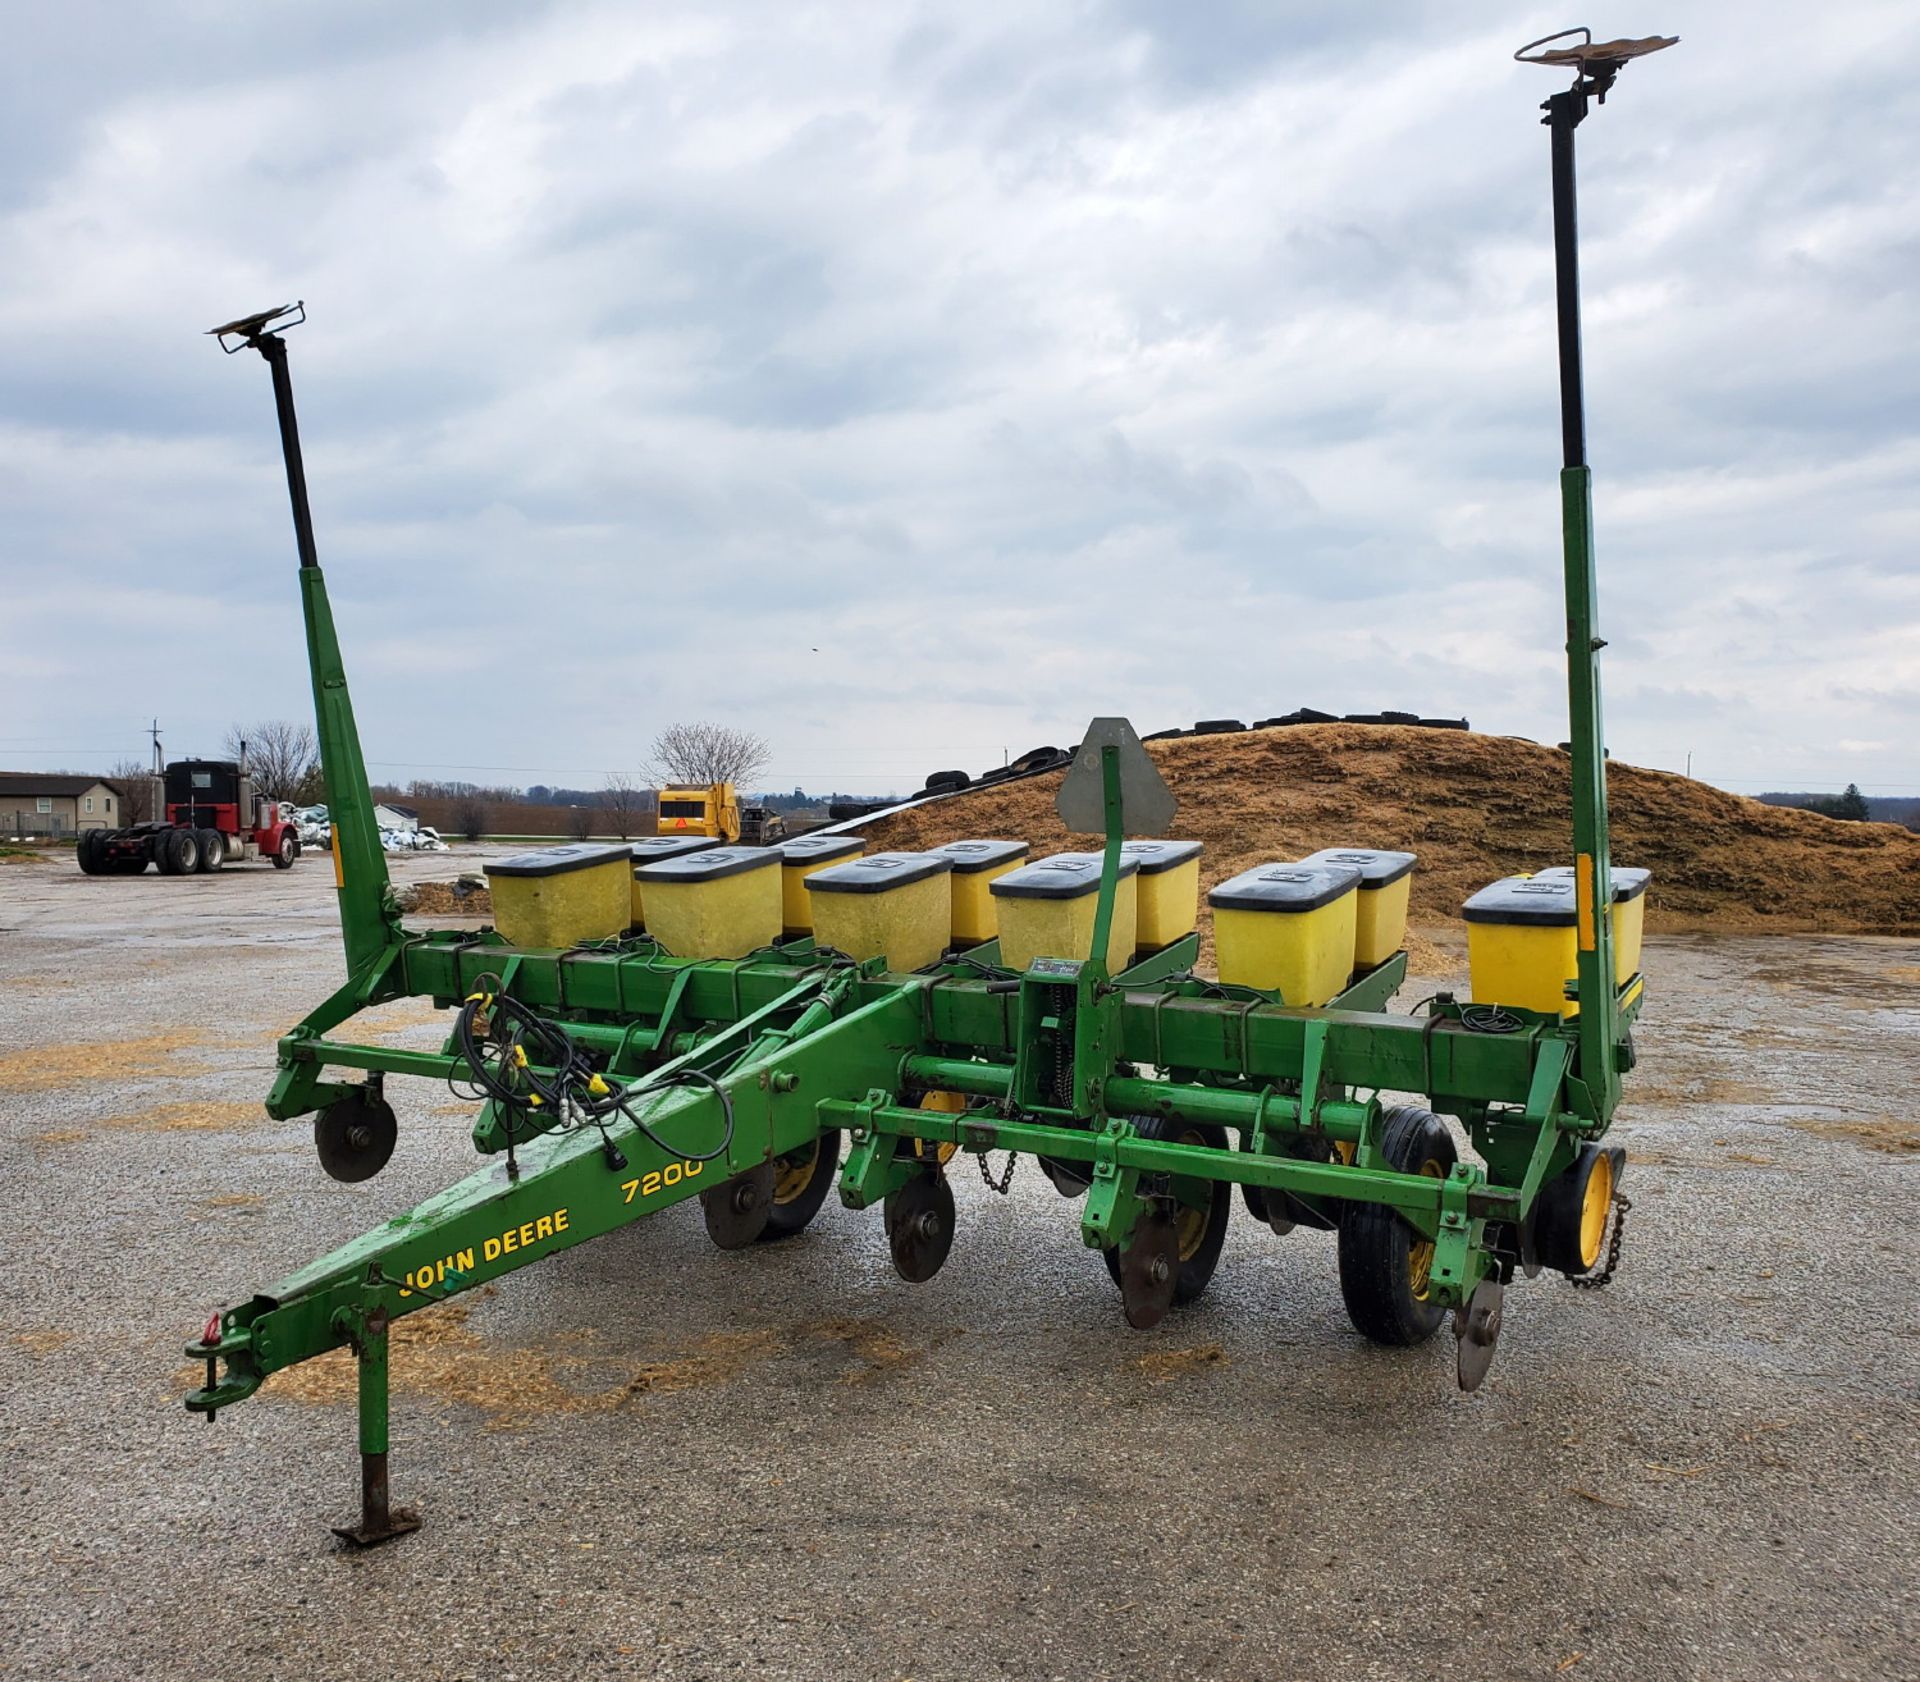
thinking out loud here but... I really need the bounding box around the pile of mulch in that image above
[858,725,1920,940]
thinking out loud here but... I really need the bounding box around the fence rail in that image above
[5,812,75,841]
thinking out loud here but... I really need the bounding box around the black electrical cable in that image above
[596,1068,736,1163]
[449,988,736,1164]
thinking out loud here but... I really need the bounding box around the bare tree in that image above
[106,758,157,825]
[645,722,772,791]
[600,773,646,840]
[224,721,321,804]
[455,795,488,844]
[566,804,594,842]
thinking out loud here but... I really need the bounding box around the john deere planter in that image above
[186,35,1672,1545]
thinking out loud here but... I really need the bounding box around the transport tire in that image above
[1533,1143,1620,1277]
[1191,719,1245,735]
[1102,1118,1232,1307]
[923,770,969,792]
[196,829,226,871]
[1337,1106,1458,1347]
[273,831,297,868]
[756,1129,842,1242]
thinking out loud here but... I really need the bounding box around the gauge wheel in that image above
[1534,1142,1619,1276]
[1102,1117,1232,1307]
[912,1090,963,1166]
[1336,1105,1458,1346]
[756,1130,842,1242]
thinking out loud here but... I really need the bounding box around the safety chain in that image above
[977,1150,1018,1195]
[1567,1192,1632,1291]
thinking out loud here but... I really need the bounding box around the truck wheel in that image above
[77,831,104,875]
[196,829,226,871]
[165,829,201,875]
[273,831,297,869]
[155,832,181,875]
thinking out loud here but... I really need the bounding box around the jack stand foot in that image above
[330,1450,420,1548]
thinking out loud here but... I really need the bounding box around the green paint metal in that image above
[185,51,1669,1542]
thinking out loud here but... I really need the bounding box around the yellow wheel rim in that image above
[1578,1149,1615,1270]
[915,1091,963,1165]
[772,1140,820,1205]
[1407,1156,1448,1301]
[1173,1129,1211,1260]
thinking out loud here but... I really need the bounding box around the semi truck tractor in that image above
[80,759,301,875]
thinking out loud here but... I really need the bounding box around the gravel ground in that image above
[1,849,1916,1681]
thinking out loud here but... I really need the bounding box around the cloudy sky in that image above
[4,1,1916,800]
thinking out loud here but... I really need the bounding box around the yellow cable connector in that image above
[586,1073,611,1097]
[512,1045,529,1068]
[464,990,494,1006]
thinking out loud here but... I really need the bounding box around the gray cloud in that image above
[1,1,1915,803]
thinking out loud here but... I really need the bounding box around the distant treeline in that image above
[394,779,894,809]
[371,779,899,841]
[1758,788,1919,829]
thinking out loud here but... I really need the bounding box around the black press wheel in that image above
[1102,1117,1232,1307]
[273,831,298,868]
[1337,1105,1459,1347]
[196,829,226,871]
[756,1130,842,1241]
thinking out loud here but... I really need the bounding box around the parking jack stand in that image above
[330,1304,420,1547]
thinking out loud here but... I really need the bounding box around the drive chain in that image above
[1567,1192,1631,1291]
